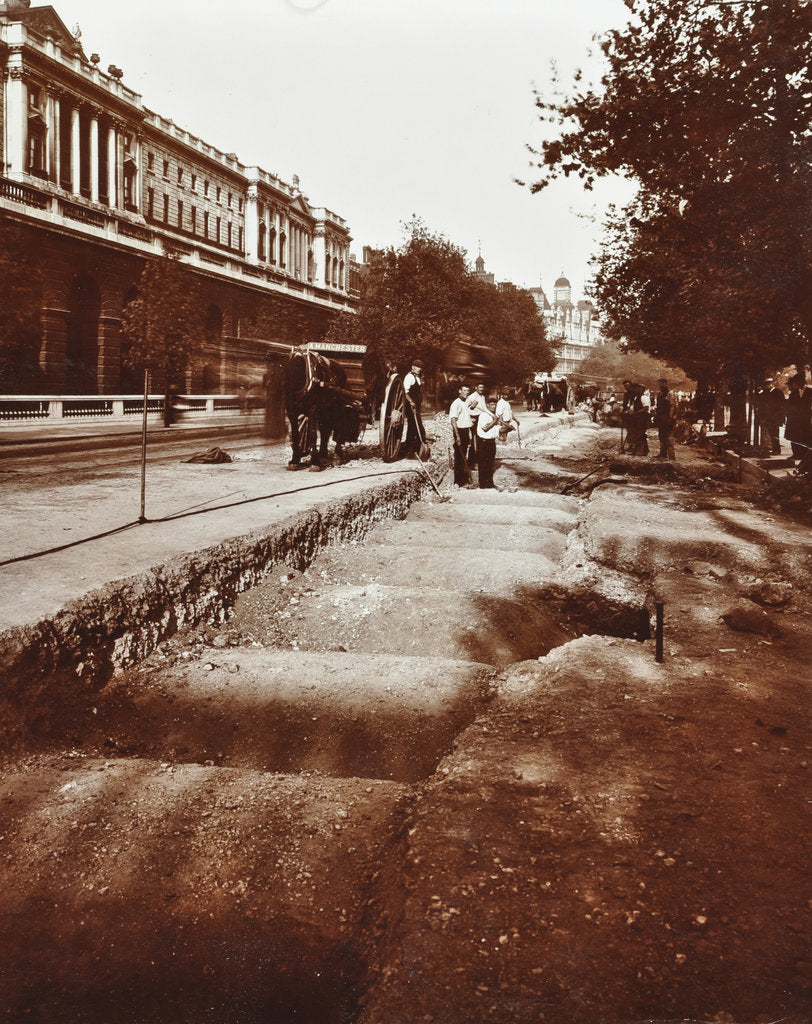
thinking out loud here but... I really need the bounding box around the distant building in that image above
[472,252,495,286]
[543,273,603,375]
[0,1,357,394]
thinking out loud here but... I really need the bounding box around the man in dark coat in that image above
[759,379,786,455]
[652,379,675,460]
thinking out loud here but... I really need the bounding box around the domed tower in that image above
[553,273,571,306]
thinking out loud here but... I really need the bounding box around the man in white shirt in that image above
[466,382,488,462]
[476,396,501,489]
[449,384,473,486]
[495,390,518,444]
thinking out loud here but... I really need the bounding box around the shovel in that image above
[414,447,450,502]
[412,415,450,502]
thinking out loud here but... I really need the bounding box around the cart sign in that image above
[305,343,367,355]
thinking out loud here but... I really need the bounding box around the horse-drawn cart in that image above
[285,343,428,467]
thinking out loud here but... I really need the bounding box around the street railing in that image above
[0,395,260,425]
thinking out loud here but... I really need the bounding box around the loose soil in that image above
[0,428,809,1023]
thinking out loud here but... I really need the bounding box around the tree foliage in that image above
[575,339,694,393]
[0,212,43,392]
[121,255,203,386]
[523,0,812,382]
[326,218,555,386]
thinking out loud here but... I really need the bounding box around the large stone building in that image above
[530,274,603,375]
[0,1,357,395]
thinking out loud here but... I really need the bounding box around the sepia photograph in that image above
[0,0,809,1021]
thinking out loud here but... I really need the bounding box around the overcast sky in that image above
[57,0,636,299]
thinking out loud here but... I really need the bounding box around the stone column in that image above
[107,123,117,207]
[312,227,326,285]
[244,184,259,261]
[6,68,28,177]
[40,308,69,392]
[47,88,60,183]
[97,316,122,394]
[89,111,100,202]
[70,105,81,195]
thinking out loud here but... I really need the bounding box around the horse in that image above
[284,348,361,470]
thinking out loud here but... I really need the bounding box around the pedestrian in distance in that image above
[784,373,812,471]
[475,396,501,489]
[652,378,675,460]
[624,384,650,456]
[758,378,786,456]
[449,384,474,487]
[620,379,634,452]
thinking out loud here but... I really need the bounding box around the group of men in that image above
[448,383,516,489]
[621,378,676,459]
[763,372,812,470]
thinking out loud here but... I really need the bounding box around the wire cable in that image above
[0,467,429,568]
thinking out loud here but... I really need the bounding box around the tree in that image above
[462,279,555,383]
[121,254,203,419]
[0,212,43,393]
[575,338,694,393]
[522,0,812,392]
[325,218,555,388]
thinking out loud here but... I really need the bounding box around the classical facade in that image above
[0,1,358,394]
[532,274,603,375]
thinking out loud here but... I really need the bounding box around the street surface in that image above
[0,412,809,1024]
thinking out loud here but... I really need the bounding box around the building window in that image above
[227,192,232,208]
[147,187,154,218]
[147,151,154,172]
[227,222,232,248]
[177,199,183,227]
[162,158,169,179]
[216,186,221,203]
[215,216,221,243]
[177,166,184,185]
[238,227,243,250]
[124,163,137,210]
[239,198,244,213]
[26,84,46,178]
[203,211,209,238]
[190,206,197,234]
[191,173,197,191]
[163,194,169,222]
[204,179,209,197]
[268,227,276,264]
[258,223,266,261]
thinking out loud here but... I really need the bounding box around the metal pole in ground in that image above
[655,603,664,663]
[140,368,149,523]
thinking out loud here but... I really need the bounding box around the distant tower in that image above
[553,273,572,306]
[472,249,495,286]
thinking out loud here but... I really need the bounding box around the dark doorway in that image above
[65,274,101,394]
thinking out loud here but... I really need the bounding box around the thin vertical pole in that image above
[655,603,664,663]
[139,367,148,523]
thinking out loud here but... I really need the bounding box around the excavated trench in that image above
[0,466,656,1024]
